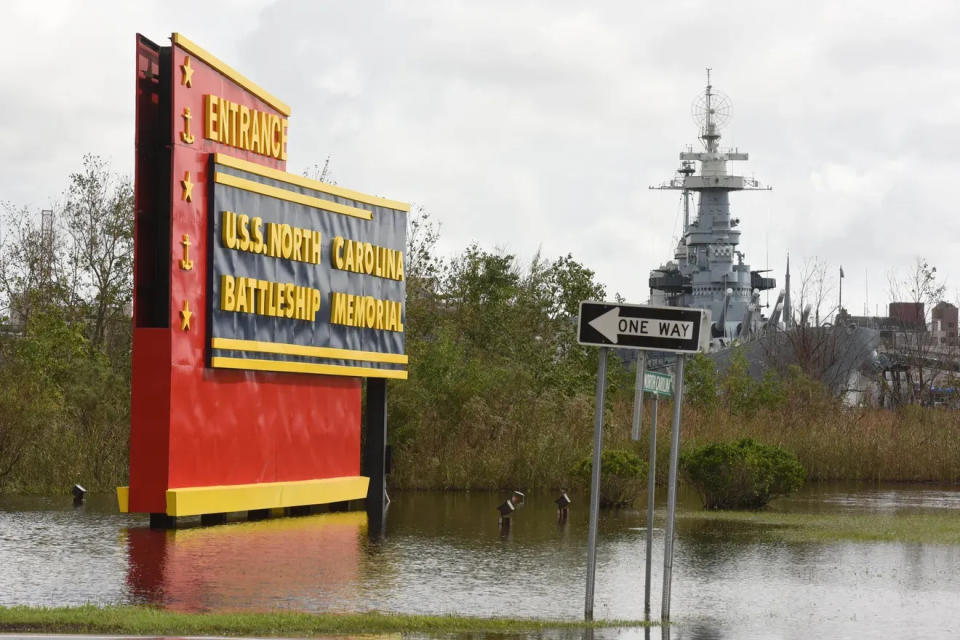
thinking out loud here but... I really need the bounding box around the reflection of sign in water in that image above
[126,512,365,610]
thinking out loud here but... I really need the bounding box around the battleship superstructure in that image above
[647,72,882,400]
[649,71,783,348]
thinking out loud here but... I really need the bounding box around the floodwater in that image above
[2,483,960,639]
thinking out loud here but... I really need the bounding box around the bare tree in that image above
[62,154,134,348]
[793,257,837,328]
[884,257,951,404]
[0,204,75,327]
[757,256,878,397]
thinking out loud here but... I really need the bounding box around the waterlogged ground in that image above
[2,483,960,639]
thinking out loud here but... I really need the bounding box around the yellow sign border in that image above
[215,153,411,212]
[172,33,291,116]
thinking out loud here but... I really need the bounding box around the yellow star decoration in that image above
[181,56,194,87]
[180,300,193,331]
[181,171,193,202]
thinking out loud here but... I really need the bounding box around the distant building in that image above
[930,301,959,348]
[889,302,925,330]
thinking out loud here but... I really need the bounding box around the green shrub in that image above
[681,438,806,510]
[572,449,647,507]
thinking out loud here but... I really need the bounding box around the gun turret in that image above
[766,290,785,330]
[712,288,733,338]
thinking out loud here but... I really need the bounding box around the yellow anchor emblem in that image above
[181,107,195,144]
[180,234,194,271]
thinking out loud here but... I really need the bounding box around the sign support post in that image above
[631,352,647,441]
[584,346,608,621]
[661,354,687,622]
[577,301,706,624]
[363,378,388,533]
[644,391,658,618]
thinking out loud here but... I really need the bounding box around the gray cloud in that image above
[2,0,958,314]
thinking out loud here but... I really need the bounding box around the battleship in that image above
[647,72,880,396]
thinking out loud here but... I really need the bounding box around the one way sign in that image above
[577,301,711,353]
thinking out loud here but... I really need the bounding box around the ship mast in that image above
[648,70,776,343]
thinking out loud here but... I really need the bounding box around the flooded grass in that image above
[679,509,960,544]
[0,605,649,636]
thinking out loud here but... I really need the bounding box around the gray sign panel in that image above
[208,160,407,376]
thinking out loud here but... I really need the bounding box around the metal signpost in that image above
[577,301,709,622]
[640,370,672,617]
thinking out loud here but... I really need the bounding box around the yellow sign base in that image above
[116,476,369,516]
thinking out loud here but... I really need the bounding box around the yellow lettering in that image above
[239,105,250,149]
[295,286,306,320]
[364,243,374,274]
[246,279,257,312]
[238,214,250,251]
[333,237,345,269]
[205,94,218,140]
[266,281,277,316]
[312,231,322,264]
[293,227,303,261]
[330,292,346,324]
[352,293,363,327]
[345,294,355,325]
[218,96,230,144]
[281,121,288,160]
[252,217,264,253]
[268,223,282,257]
[344,239,355,271]
[259,111,270,156]
[235,276,247,312]
[354,241,364,273]
[222,211,237,249]
[256,280,268,315]
[229,102,240,146]
[281,224,293,259]
[396,252,404,281]
[220,275,236,311]
[310,289,321,322]
[283,283,295,318]
[251,107,261,153]
[270,115,282,158]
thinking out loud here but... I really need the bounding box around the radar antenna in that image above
[690,68,731,151]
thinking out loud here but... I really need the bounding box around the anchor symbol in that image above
[180,234,194,271]
[180,108,195,144]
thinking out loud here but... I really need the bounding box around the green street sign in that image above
[644,371,673,397]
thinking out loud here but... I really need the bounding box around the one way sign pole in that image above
[577,300,710,624]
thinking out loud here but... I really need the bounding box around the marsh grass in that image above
[391,383,960,491]
[679,509,960,544]
[681,404,960,484]
[0,605,647,636]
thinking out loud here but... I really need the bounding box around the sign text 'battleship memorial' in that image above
[121,33,408,524]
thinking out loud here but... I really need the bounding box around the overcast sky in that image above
[3,0,959,316]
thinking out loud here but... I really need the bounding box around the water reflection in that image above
[3,483,960,639]
[125,512,366,611]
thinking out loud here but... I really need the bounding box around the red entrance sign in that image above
[125,34,407,518]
